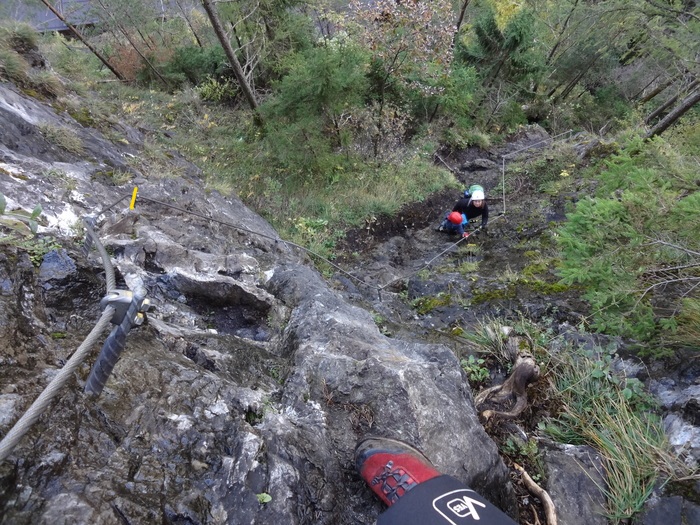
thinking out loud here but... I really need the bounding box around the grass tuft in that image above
[543,348,696,520]
[38,124,84,155]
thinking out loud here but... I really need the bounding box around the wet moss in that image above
[471,286,516,304]
[522,262,550,278]
[68,107,95,128]
[411,294,452,314]
[525,280,571,295]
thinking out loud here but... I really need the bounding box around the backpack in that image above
[463,184,484,199]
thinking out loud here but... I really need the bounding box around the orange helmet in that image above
[448,212,463,225]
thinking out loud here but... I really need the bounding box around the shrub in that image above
[0,22,38,53]
[196,76,238,103]
[0,48,29,85]
[557,138,699,344]
[160,45,228,87]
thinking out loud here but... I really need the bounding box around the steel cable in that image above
[0,215,120,462]
[0,307,114,462]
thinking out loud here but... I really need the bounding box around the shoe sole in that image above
[355,435,435,467]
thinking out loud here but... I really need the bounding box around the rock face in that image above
[542,443,607,525]
[0,82,518,524]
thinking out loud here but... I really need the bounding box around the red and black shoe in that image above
[354,436,441,506]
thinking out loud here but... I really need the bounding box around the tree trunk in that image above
[644,79,699,124]
[546,0,580,66]
[38,0,125,82]
[200,0,259,113]
[454,0,471,38]
[175,0,204,48]
[94,0,169,87]
[636,75,675,104]
[646,88,700,139]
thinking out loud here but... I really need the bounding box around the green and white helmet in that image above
[464,184,485,198]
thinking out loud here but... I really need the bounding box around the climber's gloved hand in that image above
[462,232,470,238]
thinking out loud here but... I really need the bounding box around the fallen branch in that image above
[514,462,557,525]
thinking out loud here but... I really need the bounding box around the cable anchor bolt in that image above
[100,290,150,326]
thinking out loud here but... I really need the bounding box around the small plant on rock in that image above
[461,354,490,385]
[0,194,42,235]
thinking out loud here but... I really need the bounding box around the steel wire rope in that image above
[0,221,118,462]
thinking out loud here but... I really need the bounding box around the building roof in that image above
[14,0,96,33]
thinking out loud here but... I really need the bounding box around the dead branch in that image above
[644,239,700,257]
[633,276,700,310]
[514,462,557,525]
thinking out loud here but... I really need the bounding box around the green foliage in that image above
[256,493,272,504]
[460,355,490,384]
[266,43,368,121]
[557,138,699,344]
[196,76,238,103]
[144,45,228,89]
[456,4,544,87]
[260,42,369,171]
[0,194,42,236]
[0,235,60,266]
[0,194,59,266]
[500,437,544,482]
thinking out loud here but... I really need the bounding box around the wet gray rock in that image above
[542,443,607,525]
[38,249,77,285]
[636,494,700,525]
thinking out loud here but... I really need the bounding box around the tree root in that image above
[475,351,540,421]
[514,462,557,525]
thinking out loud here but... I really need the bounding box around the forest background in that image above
[1,0,698,355]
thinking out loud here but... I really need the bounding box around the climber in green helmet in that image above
[437,184,489,236]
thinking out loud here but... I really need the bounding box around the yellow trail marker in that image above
[130,187,138,210]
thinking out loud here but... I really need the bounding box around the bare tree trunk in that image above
[200,0,259,113]
[636,75,676,104]
[454,0,471,37]
[175,0,204,48]
[94,0,170,87]
[546,0,580,65]
[39,0,125,82]
[646,88,700,139]
[644,79,699,124]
